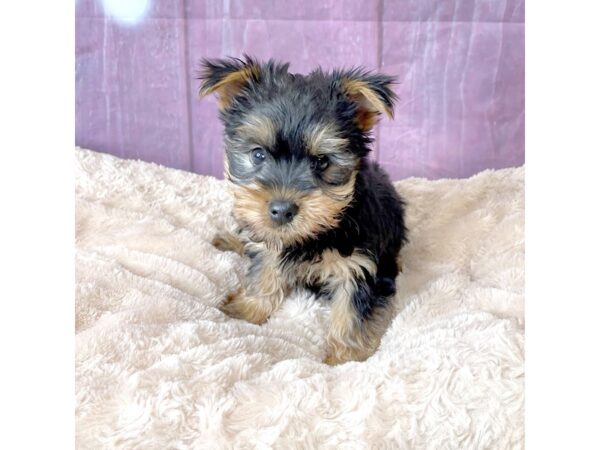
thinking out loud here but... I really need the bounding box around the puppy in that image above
[199,57,407,365]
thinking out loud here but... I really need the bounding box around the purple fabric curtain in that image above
[76,0,524,180]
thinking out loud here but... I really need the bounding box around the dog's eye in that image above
[310,155,329,171]
[251,147,266,165]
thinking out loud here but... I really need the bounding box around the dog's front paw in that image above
[219,289,270,325]
[323,349,357,366]
[324,338,372,366]
[212,232,245,255]
[323,353,344,366]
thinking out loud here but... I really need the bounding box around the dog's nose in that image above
[268,200,298,225]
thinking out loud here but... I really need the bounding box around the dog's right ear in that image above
[198,56,261,110]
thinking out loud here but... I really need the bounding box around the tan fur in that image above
[297,250,381,364]
[343,79,393,131]
[237,115,277,149]
[325,289,368,364]
[305,124,350,157]
[217,191,392,364]
[217,117,388,363]
[355,109,379,132]
[220,244,287,324]
[200,64,261,110]
[304,124,357,184]
[230,182,272,242]
[211,232,245,256]
[325,297,391,365]
[217,241,389,364]
[230,172,356,247]
[294,249,376,287]
[286,249,385,365]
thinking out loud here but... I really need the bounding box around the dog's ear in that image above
[336,69,397,131]
[198,56,261,109]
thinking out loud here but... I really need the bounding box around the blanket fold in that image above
[75,148,524,449]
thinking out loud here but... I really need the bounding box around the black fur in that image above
[282,159,407,319]
[199,56,407,326]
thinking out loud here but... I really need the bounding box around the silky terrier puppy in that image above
[199,57,407,365]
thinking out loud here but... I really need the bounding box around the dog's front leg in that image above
[212,230,245,256]
[220,247,288,324]
[324,277,392,365]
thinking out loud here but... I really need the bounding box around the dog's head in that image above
[199,56,397,246]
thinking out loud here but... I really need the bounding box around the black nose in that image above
[268,200,298,225]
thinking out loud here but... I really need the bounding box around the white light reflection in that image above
[103,0,150,25]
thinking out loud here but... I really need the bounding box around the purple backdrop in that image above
[76,0,524,180]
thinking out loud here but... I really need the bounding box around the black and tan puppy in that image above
[199,57,407,365]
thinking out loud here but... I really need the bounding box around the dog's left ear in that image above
[337,69,398,131]
[198,56,261,110]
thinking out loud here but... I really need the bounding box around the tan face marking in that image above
[236,115,276,150]
[305,123,350,157]
[304,123,357,185]
[230,171,356,247]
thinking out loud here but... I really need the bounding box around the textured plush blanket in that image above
[75,148,524,449]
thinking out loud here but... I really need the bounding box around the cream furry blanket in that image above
[75,148,524,449]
